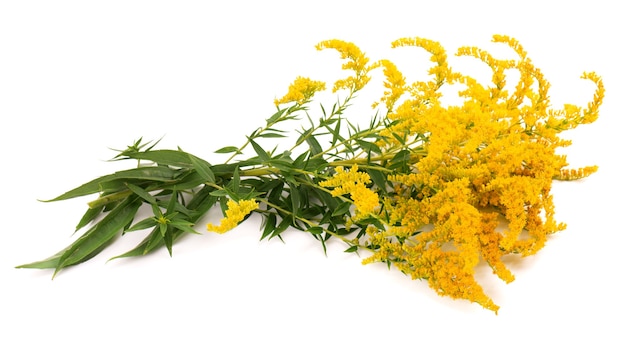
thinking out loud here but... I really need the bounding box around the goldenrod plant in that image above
[18,35,603,313]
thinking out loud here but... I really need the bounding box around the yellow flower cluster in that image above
[207,199,259,234]
[274,76,326,106]
[316,40,374,92]
[353,35,603,313]
[319,165,379,219]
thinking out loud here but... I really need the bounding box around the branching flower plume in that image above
[18,35,603,314]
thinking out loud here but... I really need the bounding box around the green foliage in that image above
[18,85,391,277]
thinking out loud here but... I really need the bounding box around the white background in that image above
[1,1,624,338]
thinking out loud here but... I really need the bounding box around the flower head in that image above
[207,199,259,234]
[320,165,379,219]
[274,76,326,106]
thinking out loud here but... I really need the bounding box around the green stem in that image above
[88,190,133,209]
[225,104,301,164]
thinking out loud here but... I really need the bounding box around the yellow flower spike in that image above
[492,34,528,59]
[580,71,605,124]
[315,39,372,92]
[392,37,460,87]
[274,76,326,106]
[556,166,599,181]
[207,199,259,234]
[372,59,407,111]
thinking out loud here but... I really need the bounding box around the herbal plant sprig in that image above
[18,35,603,314]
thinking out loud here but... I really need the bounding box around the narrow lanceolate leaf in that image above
[249,139,270,162]
[266,107,288,124]
[356,139,382,155]
[126,183,158,205]
[307,226,324,235]
[260,213,277,240]
[271,216,292,240]
[126,217,158,232]
[43,166,180,202]
[163,226,173,256]
[214,146,240,154]
[16,238,116,270]
[52,197,142,276]
[170,220,200,235]
[75,205,105,232]
[305,135,323,156]
[159,171,207,191]
[332,201,352,217]
[344,245,359,253]
[124,149,196,168]
[230,167,240,195]
[189,155,215,183]
[259,132,286,138]
[366,168,388,191]
[17,196,141,272]
[331,118,343,146]
[288,182,300,219]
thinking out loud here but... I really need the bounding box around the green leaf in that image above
[332,201,352,217]
[366,168,388,191]
[302,157,328,173]
[259,133,285,138]
[388,149,411,171]
[16,237,117,270]
[75,206,104,232]
[126,217,158,232]
[34,197,142,276]
[44,166,180,202]
[163,226,173,256]
[331,118,343,146]
[170,220,200,234]
[189,155,215,183]
[165,191,178,214]
[307,226,324,235]
[210,160,259,177]
[271,217,292,239]
[336,227,355,236]
[126,183,158,205]
[141,228,167,255]
[305,135,323,156]
[266,107,287,124]
[288,182,300,218]
[159,171,207,191]
[249,139,270,162]
[260,213,277,240]
[159,222,167,237]
[214,146,240,154]
[209,189,228,197]
[356,139,382,155]
[391,149,411,164]
[344,245,359,253]
[267,158,293,171]
[124,150,196,168]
